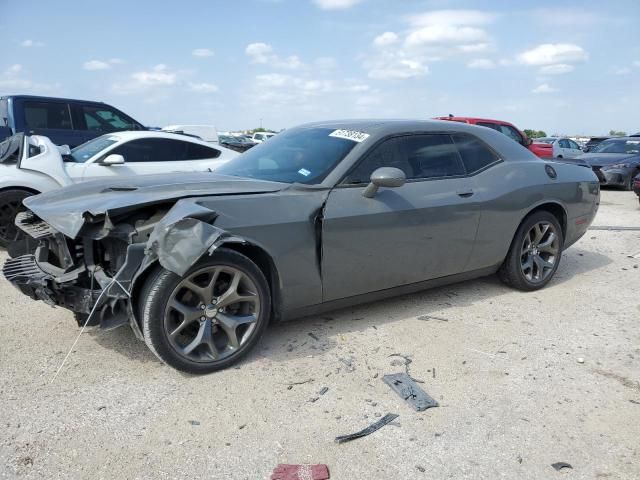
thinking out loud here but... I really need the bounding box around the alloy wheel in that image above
[520,221,560,283]
[164,265,261,363]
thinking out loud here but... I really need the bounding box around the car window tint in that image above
[346,134,464,183]
[559,139,569,148]
[186,142,220,159]
[109,138,191,162]
[24,101,72,130]
[498,125,523,143]
[568,140,580,149]
[81,105,136,132]
[452,133,500,173]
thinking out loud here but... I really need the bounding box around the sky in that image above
[1,0,638,136]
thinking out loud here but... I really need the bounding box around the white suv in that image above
[251,132,276,143]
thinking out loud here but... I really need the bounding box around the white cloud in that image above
[538,63,574,75]
[365,9,495,79]
[315,56,337,69]
[132,64,176,86]
[83,60,111,71]
[245,42,304,69]
[83,59,124,71]
[192,48,214,57]
[532,83,558,94]
[312,0,362,10]
[188,82,219,93]
[467,58,495,69]
[518,43,588,66]
[21,39,44,47]
[0,64,58,92]
[373,32,399,47]
[634,60,640,67]
[614,67,631,75]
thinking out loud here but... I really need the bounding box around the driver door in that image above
[321,133,481,301]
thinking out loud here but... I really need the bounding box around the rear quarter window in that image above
[452,133,501,174]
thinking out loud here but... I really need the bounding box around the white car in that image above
[535,137,583,159]
[251,132,276,143]
[162,125,219,143]
[0,130,237,246]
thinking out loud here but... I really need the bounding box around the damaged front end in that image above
[2,199,242,337]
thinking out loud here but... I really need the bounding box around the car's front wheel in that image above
[499,211,564,291]
[140,248,271,374]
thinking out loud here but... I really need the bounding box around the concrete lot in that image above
[1,189,639,480]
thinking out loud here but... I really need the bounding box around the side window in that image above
[452,133,501,174]
[558,139,570,148]
[24,101,72,130]
[498,125,524,144]
[109,138,189,162]
[568,140,580,149]
[81,105,136,132]
[186,142,221,159]
[345,134,464,184]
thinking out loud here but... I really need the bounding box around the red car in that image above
[434,116,550,158]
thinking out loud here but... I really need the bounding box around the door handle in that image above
[456,189,474,198]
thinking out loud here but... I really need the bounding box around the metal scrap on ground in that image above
[383,373,439,411]
[551,462,573,471]
[334,413,399,444]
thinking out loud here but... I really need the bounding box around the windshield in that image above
[592,139,640,154]
[69,135,119,162]
[215,127,359,184]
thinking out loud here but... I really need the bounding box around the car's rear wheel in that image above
[0,189,32,248]
[140,248,271,374]
[624,174,636,191]
[499,211,563,291]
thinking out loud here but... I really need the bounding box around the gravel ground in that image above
[1,189,639,480]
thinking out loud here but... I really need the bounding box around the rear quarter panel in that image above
[465,157,599,272]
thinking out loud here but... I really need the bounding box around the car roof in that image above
[0,94,110,105]
[433,116,515,125]
[298,118,505,136]
[105,130,218,146]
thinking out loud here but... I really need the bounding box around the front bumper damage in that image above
[2,200,247,338]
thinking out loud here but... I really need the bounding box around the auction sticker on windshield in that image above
[329,129,370,143]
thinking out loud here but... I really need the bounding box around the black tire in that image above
[0,189,33,248]
[498,211,564,291]
[140,248,271,374]
[624,174,636,191]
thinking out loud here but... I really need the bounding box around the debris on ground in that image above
[335,413,399,444]
[319,387,329,395]
[188,420,200,426]
[308,332,320,341]
[270,463,330,480]
[339,357,355,372]
[416,315,448,322]
[551,462,573,471]
[388,353,423,383]
[416,465,425,472]
[577,357,585,364]
[383,373,439,411]
[285,378,315,390]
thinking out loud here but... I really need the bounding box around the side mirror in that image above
[100,154,125,166]
[362,167,406,198]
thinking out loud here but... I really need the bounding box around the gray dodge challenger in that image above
[3,120,600,373]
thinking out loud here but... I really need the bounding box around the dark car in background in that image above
[632,174,640,204]
[218,134,256,153]
[573,137,640,190]
[0,95,145,147]
[583,136,610,152]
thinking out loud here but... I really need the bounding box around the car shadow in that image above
[86,245,611,372]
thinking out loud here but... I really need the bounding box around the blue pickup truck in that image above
[0,95,145,147]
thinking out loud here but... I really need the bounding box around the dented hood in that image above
[23,172,288,238]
